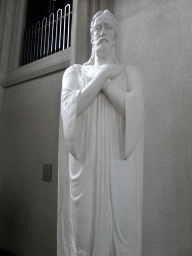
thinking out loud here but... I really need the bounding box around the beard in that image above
[94,40,114,58]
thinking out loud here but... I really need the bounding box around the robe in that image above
[61,64,144,256]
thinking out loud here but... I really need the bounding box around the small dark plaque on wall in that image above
[43,164,52,182]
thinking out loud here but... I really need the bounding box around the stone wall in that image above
[113,0,192,255]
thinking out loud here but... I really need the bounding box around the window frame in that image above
[2,0,71,88]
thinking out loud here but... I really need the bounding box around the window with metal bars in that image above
[21,0,72,66]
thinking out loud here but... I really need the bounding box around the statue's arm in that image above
[62,65,128,117]
[126,65,143,96]
[61,65,79,96]
[62,65,109,116]
[77,71,110,116]
[102,79,125,116]
[102,65,143,116]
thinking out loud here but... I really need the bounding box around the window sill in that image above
[1,48,70,88]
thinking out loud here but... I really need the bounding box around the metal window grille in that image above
[21,4,72,66]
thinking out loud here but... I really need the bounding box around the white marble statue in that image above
[61,10,144,256]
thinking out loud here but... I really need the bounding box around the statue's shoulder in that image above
[64,64,83,76]
[125,65,143,82]
[125,65,141,75]
[65,64,83,72]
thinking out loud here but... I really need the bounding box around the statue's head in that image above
[90,10,118,43]
[85,10,118,65]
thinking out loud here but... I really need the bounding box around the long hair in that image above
[84,10,118,66]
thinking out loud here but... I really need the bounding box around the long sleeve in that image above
[61,65,82,159]
[124,65,144,160]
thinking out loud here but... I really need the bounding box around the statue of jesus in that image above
[61,10,144,256]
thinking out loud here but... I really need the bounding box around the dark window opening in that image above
[25,0,73,28]
[21,0,73,66]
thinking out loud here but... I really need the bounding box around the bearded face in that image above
[91,14,116,58]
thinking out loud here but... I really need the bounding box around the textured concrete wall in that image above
[0,70,63,256]
[113,0,192,255]
[0,0,26,128]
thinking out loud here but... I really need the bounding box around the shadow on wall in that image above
[0,249,16,256]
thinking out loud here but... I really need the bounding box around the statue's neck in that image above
[94,46,118,66]
[94,57,114,66]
